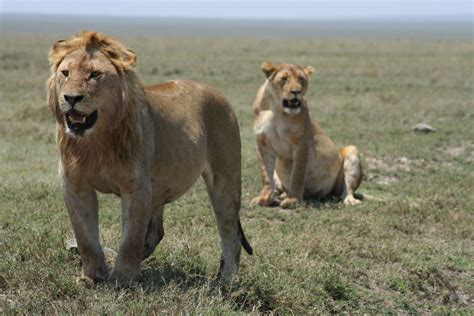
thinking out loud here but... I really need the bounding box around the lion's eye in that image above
[281,77,288,82]
[89,71,102,80]
[61,70,69,77]
[299,77,306,83]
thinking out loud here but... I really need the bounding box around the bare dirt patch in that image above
[365,156,423,185]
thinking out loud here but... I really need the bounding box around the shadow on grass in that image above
[140,257,208,291]
[228,280,276,313]
[139,256,276,313]
[305,195,342,208]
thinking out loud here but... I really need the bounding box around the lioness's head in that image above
[47,31,138,137]
[261,62,315,114]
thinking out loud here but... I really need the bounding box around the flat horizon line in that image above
[2,12,473,23]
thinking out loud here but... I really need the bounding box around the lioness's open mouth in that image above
[65,109,98,135]
[283,99,301,109]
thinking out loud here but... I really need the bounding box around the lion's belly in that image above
[151,160,205,205]
[150,131,208,205]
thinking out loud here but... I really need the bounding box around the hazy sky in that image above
[2,0,472,19]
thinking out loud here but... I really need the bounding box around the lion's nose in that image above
[64,94,84,106]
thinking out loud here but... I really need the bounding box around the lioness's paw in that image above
[343,195,361,205]
[251,195,277,207]
[279,197,299,209]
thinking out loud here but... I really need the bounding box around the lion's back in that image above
[145,80,236,123]
[145,79,240,162]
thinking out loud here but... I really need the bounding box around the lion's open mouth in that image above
[65,109,98,135]
[283,99,301,109]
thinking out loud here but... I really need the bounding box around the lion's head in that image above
[47,31,139,137]
[261,62,315,114]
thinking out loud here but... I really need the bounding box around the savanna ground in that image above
[0,22,473,313]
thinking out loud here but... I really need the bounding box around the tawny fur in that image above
[47,31,252,287]
[252,62,364,208]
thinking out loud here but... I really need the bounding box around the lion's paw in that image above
[75,276,95,288]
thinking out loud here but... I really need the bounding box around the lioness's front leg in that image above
[109,181,152,287]
[252,135,277,206]
[62,179,108,283]
[280,141,309,208]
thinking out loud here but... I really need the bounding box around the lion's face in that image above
[47,31,137,137]
[262,62,315,114]
[54,50,122,136]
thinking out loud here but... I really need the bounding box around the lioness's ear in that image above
[261,62,276,78]
[303,66,316,77]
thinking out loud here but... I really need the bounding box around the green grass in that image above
[0,34,473,313]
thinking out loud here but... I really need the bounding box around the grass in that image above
[0,33,473,313]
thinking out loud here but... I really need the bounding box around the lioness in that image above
[252,62,364,208]
[47,31,252,286]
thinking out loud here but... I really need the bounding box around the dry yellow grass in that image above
[0,32,473,313]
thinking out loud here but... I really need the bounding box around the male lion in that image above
[252,62,365,208]
[46,31,252,286]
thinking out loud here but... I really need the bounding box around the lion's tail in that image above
[238,220,253,255]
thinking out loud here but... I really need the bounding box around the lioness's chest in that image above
[254,111,300,160]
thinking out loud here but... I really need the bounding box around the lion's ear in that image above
[46,75,63,124]
[101,44,137,71]
[261,62,276,78]
[121,48,137,68]
[303,66,316,77]
[48,39,70,71]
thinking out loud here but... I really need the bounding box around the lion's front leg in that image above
[63,181,108,283]
[109,182,152,287]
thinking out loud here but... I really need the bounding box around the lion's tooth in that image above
[81,116,86,123]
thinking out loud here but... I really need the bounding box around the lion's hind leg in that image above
[339,145,363,205]
[202,162,252,284]
[143,204,164,259]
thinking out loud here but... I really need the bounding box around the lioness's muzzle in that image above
[283,98,301,109]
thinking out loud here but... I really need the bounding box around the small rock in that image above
[399,157,409,164]
[103,247,118,257]
[412,122,436,133]
[65,238,78,252]
[65,238,117,259]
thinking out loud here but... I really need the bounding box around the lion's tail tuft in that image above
[238,220,253,255]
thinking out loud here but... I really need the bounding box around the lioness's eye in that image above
[281,77,288,82]
[299,77,306,83]
[89,71,102,79]
[61,70,69,77]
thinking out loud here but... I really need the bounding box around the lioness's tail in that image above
[354,192,379,201]
[238,220,253,255]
